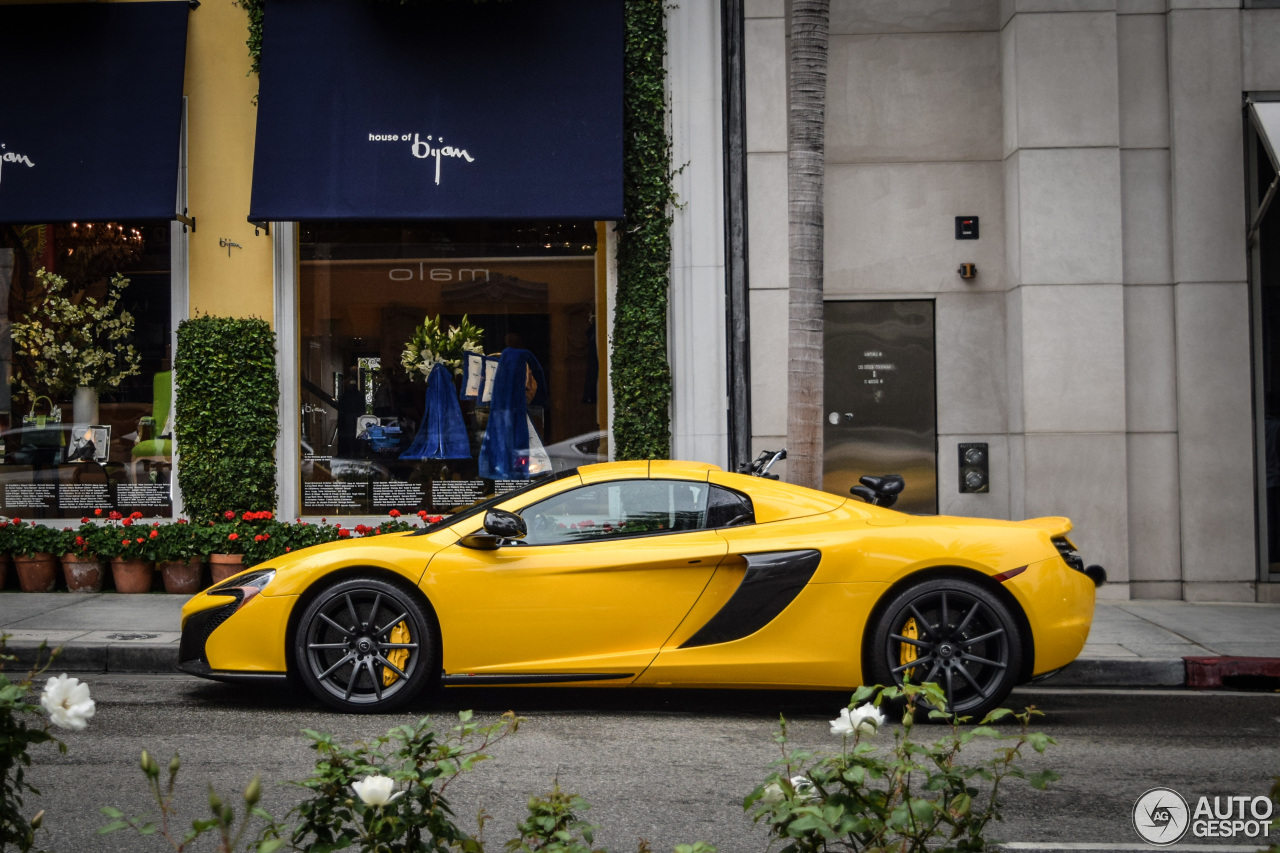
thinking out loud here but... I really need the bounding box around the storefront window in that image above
[299,221,607,516]
[0,222,174,519]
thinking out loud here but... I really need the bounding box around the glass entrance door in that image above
[823,300,937,514]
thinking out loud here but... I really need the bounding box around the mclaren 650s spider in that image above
[179,460,1103,716]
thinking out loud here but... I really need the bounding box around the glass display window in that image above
[0,221,175,519]
[298,221,607,516]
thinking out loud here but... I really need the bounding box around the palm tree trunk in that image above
[786,0,829,489]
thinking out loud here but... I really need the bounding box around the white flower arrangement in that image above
[11,268,141,397]
[400,314,484,379]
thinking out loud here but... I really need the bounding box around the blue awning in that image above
[248,0,623,222]
[0,2,189,225]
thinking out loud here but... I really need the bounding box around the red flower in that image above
[130,511,142,520]
[12,518,21,525]
[121,538,130,546]
[177,518,188,525]
[225,510,235,520]
[149,530,158,539]
[122,518,132,527]
[94,508,103,516]
[228,532,239,541]
[136,537,144,544]
[254,534,264,542]
[321,518,327,523]
[81,517,89,523]
[75,537,84,546]
[427,515,443,524]
[417,510,428,517]
[62,526,71,532]
[285,546,292,552]
[389,509,401,518]
[108,511,122,521]
[338,529,351,538]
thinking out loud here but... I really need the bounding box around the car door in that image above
[428,477,727,678]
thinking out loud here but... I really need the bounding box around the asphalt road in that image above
[19,675,1280,853]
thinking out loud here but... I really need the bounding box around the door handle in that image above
[828,412,854,424]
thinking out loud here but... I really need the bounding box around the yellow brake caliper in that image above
[382,621,411,686]
[899,617,919,679]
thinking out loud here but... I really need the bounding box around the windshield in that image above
[408,467,580,536]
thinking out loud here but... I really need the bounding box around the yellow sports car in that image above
[179,459,1103,716]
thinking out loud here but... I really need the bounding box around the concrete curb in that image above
[7,640,179,674]
[9,642,1193,688]
[1047,657,1186,688]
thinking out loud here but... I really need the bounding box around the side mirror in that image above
[459,532,502,551]
[460,510,528,550]
[483,509,527,539]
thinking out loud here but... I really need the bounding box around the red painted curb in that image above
[1184,656,1280,689]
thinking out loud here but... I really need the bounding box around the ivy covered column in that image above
[612,0,675,461]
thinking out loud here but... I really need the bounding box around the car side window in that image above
[705,485,754,528]
[521,479,711,546]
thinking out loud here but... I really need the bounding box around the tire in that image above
[867,577,1022,720]
[294,576,439,713]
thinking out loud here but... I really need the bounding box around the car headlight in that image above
[207,569,276,610]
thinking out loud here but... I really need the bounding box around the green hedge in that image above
[175,316,279,520]
[613,0,674,460]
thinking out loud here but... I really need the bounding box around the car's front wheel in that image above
[294,576,438,713]
[867,577,1022,719]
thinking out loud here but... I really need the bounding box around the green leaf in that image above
[980,708,1013,725]
[910,798,937,823]
[1028,770,1060,790]
[98,821,129,834]
[1025,733,1054,754]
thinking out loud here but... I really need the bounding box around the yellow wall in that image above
[184,0,275,322]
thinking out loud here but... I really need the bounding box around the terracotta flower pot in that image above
[209,553,245,585]
[13,553,58,592]
[61,554,105,593]
[160,558,204,595]
[111,558,155,594]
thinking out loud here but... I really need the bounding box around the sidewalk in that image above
[1,593,1278,687]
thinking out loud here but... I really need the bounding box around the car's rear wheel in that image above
[295,577,438,713]
[867,577,1022,719]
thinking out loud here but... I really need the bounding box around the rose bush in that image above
[745,681,1057,853]
[0,637,94,853]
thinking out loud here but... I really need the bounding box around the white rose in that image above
[40,674,95,731]
[760,782,785,805]
[791,774,819,800]
[830,702,885,737]
[352,774,404,807]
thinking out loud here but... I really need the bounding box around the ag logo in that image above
[1133,787,1190,845]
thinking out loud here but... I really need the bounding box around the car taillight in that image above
[1052,537,1084,572]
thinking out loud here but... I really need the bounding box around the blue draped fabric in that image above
[399,364,471,460]
[478,349,548,480]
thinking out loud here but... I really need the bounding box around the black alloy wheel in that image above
[295,577,438,713]
[867,577,1022,719]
